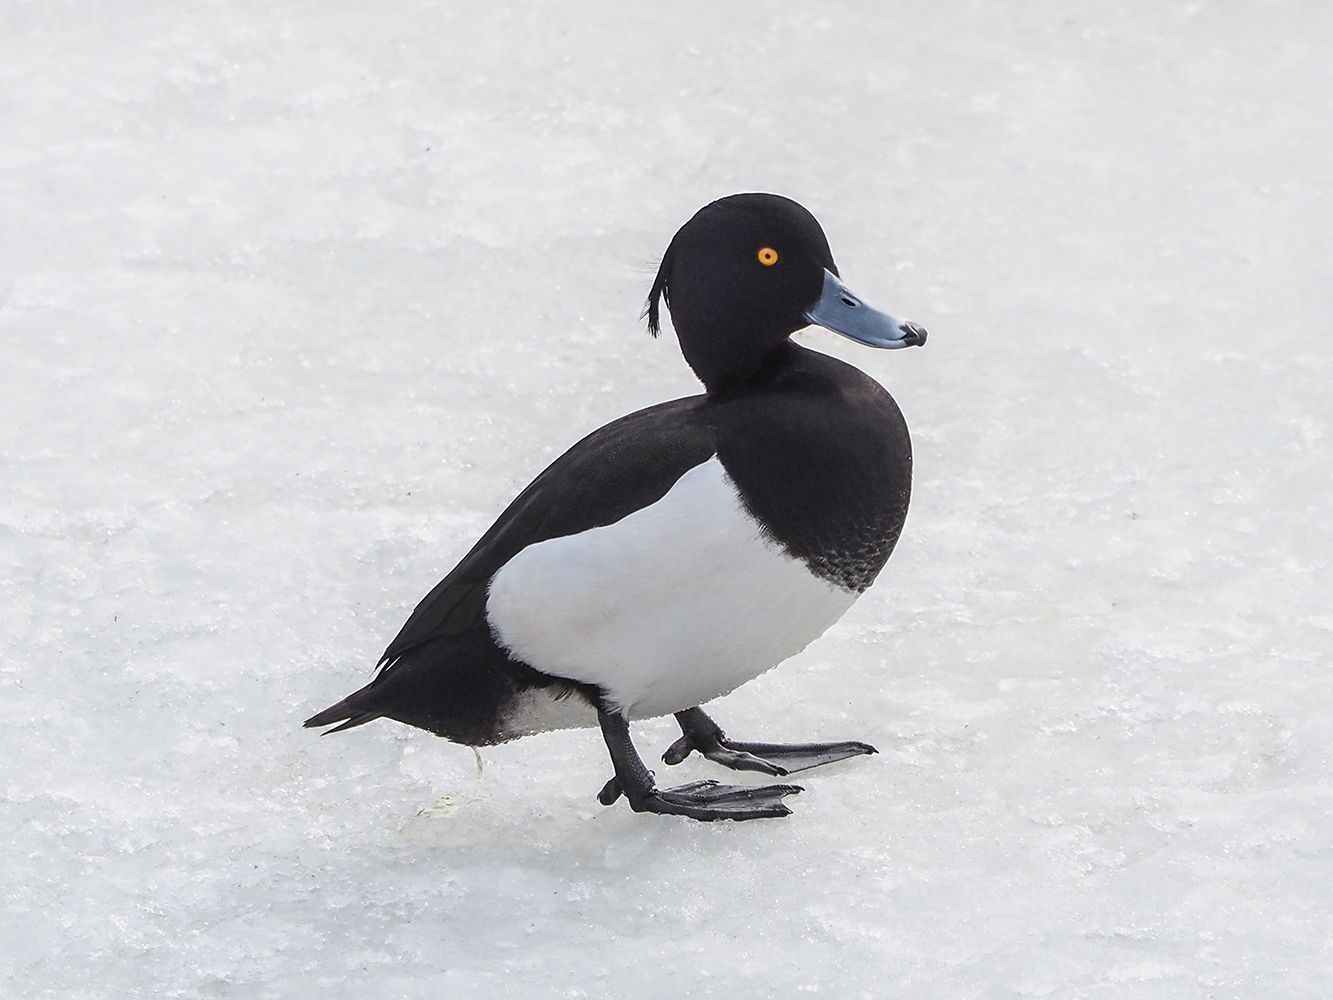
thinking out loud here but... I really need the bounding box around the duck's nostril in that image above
[840,296,859,308]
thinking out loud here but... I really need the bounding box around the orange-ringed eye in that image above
[757,247,779,267]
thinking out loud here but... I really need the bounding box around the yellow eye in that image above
[757,247,779,267]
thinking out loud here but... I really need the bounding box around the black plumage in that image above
[306,193,926,821]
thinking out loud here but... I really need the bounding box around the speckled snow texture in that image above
[3,2,1332,998]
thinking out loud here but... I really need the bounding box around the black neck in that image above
[691,337,801,399]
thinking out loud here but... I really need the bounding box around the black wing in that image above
[377,395,717,668]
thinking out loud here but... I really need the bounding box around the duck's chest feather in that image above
[712,345,913,591]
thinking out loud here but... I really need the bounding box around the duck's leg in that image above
[662,707,877,776]
[595,709,801,821]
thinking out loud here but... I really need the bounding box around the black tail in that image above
[303,684,383,734]
[303,632,534,745]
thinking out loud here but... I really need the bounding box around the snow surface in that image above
[3,2,1331,997]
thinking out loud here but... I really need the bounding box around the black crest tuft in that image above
[644,245,673,337]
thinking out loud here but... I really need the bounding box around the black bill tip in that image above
[900,322,928,347]
[895,325,927,349]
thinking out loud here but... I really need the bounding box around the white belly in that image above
[486,457,859,720]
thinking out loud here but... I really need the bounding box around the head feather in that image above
[643,246,673,337]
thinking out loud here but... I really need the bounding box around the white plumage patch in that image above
[486,456,859,723]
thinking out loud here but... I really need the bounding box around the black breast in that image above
[713,345,912,592]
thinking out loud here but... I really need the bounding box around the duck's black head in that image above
[646,193,926,394]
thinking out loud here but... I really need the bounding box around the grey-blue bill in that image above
[803,269,927,349]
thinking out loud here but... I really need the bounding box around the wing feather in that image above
[377,396,716,667]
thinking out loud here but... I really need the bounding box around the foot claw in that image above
[597,777,623,806]
[662,735,694,766]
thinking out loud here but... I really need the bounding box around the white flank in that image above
[486,457,860,721]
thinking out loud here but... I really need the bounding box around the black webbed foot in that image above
[598,774,801,821]
[636,779,802,821]
[597,709,800,822]
[663,707,877,775]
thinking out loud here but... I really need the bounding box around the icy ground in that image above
[3,2,1332,997]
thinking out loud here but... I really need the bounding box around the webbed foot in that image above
[662,707,877,775]
[597,710,801,822]
[599,775,801,821]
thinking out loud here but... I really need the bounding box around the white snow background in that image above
[3,2,1331,997]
